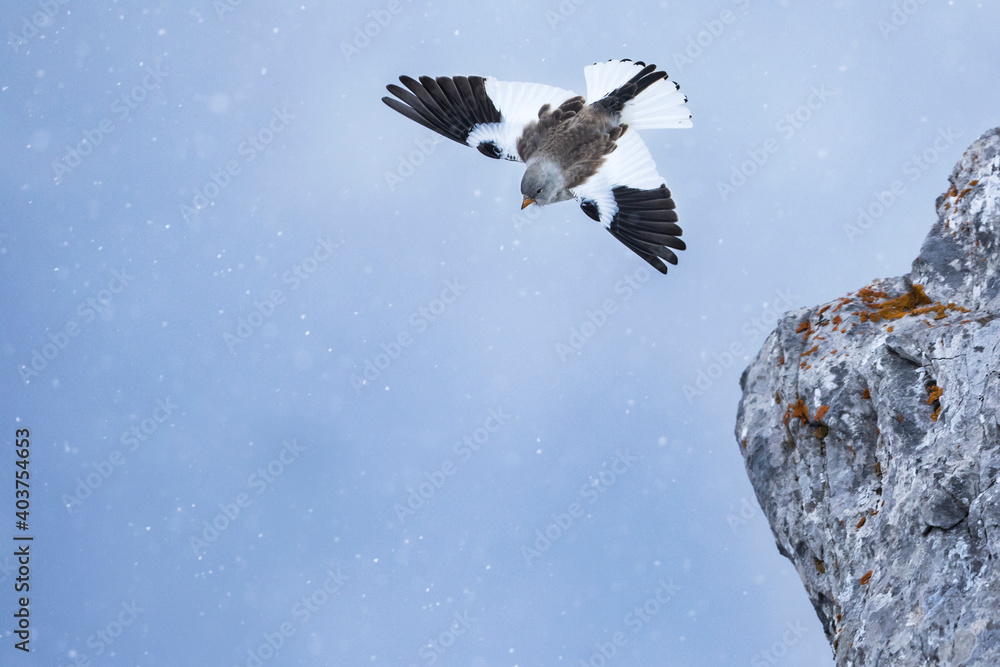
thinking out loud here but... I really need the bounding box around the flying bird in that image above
[382,59,692,274]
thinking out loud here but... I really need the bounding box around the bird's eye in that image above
[536,187,542,195]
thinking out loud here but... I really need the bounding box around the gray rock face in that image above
[736,128,1000,666]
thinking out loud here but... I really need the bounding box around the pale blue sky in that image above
[3,1,999,665]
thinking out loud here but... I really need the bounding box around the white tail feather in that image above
[583,60,649,102]
[620,77,692,130]
[583,59,692,130]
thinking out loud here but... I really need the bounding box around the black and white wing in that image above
[382,76,577,161]
[571,130,685,274]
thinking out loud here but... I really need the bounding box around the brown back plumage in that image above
[514,64,666,190]
[518,97,628,190]
[516,96,585,161]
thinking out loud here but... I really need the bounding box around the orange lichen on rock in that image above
[855,284,969,324]
[856,515,866,530]
[796,318,814,344]
[927,384,943,422]
[857,287,890,306]
[814,405,830,421]
[832,296,853,313]
[857,284,930,322]
[926,304,969,320]
[862,388,871,399]
[860,570,873,586]
[787,398,810,425]
[801,345,819,357]
[832,315,842,326]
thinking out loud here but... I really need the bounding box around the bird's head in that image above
[520,160,566,209]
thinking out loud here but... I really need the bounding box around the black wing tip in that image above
[610,229,671,274]
[383,74,502,147]
[580,199,601,222]
[476,141,503,159]
[606,184,684,274]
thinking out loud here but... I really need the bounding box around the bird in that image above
[381,59,692,274]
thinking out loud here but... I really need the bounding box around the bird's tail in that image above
[585,59,692,130]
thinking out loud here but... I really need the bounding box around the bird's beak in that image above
[521,197,536,210]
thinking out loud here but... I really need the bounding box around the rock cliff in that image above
[736,128,1000,666]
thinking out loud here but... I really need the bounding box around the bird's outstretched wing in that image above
[382,76,577,162]
[571,130,685,274]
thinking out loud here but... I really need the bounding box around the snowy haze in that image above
[3,1,999,665]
